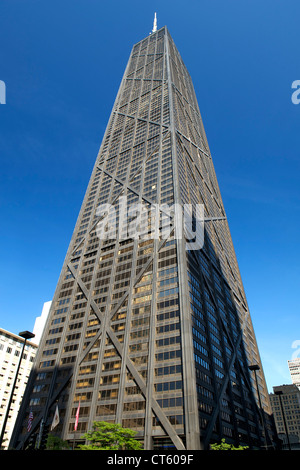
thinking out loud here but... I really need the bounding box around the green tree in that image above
[210,438,249,450]
[46,434,70,450]
[79,421,143,450]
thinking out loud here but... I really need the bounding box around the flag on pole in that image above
[27,410,33,432]
[50,404,60,431]
[74,402,80,431]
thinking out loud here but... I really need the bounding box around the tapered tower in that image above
[11,25,277,450]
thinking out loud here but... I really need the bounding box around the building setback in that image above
[11,25,277,450]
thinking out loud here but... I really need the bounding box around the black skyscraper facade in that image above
[11,26,277,450]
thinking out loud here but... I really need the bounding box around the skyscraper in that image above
[11,24,277,450]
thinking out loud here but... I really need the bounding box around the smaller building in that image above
[288,357,300,391]
[269,384,300,450]
[0,329,38,449]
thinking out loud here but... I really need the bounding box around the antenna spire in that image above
[152,12,157,33]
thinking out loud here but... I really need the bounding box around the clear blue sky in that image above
[0,0,299,393]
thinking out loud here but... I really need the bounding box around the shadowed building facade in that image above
[11,26,277,450]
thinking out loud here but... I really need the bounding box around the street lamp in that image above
[0,330,35,449]
[274,390,291,450]
[249,364,268,450]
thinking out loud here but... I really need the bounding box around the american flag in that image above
[27,410,33,432]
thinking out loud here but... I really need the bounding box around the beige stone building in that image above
[0,329,37,449]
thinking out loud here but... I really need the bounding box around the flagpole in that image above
[36,419,44,449]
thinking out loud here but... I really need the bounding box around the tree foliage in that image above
[78,421,143,450]
[46,434,70,450]
[210,438,249,450]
